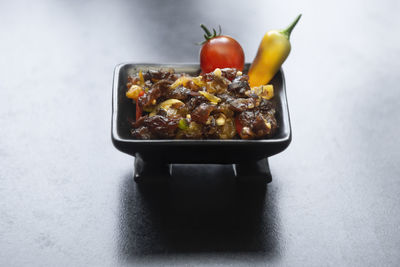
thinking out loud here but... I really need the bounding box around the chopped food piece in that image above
[251,85,274,100]
[199,91,221,104]
[126,68,278,139]
[171,76,192,89]
[149,99,185,117]
[126,85,144,101]
[178,118,189,130]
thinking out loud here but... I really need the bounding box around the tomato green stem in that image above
[200,24,212,38]
[280,14,302,40]
[199,24,222,44]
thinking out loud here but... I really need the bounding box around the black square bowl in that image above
[112,63,291,164]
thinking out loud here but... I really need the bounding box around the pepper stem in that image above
[280,14,302,40]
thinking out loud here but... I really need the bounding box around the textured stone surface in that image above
[1,0,400,266]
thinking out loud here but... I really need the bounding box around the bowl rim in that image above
[111,63,292,145]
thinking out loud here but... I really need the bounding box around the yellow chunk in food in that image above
[199,91,221,104]
[126,85,143,100]
[251,84,274,100]
[192,76,205,87]
[263,85,274,100]
[171,75,206,89]
[170,76,191,89]
[138,70,144,85]
[216,116,226,126]
[213,68,222,77]
[149,99,185,117]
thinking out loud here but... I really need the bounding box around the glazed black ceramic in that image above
[112,63,291,164]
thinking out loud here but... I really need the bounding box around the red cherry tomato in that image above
[199,25,244,74]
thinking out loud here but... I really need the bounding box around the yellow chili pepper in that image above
[248,14,301,87]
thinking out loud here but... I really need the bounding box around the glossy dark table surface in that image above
[1,0,399,266]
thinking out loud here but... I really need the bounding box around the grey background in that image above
[1,0,400,266]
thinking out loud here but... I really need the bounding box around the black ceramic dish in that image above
[112,63,291,182]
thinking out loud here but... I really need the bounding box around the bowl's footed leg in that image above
[134,154,171,183]
[134,155,271,184]
[234,158,272,183]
